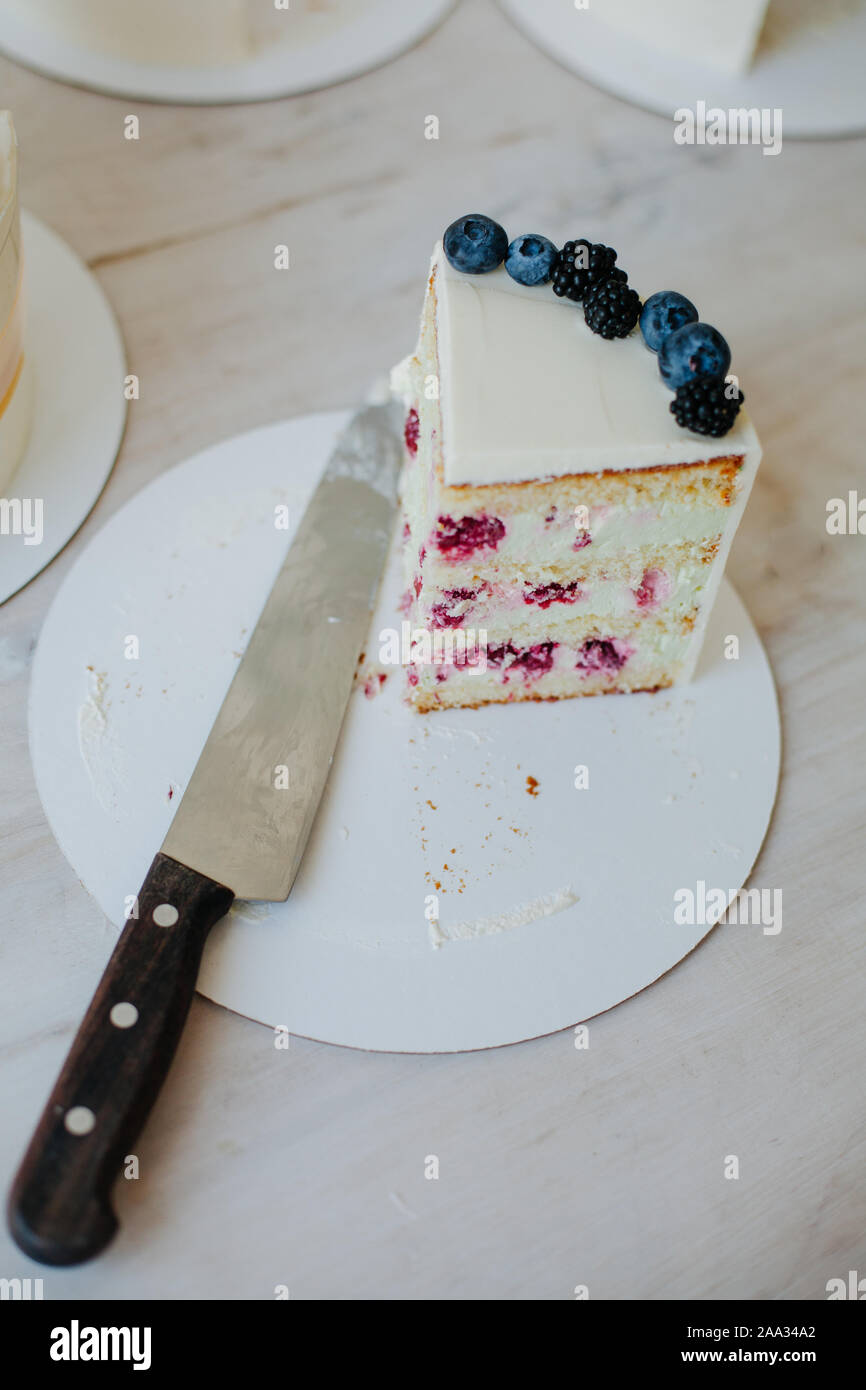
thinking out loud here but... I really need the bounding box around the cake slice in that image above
[0,111,34,497]
[594,0,770,75]
[392,218,761,713]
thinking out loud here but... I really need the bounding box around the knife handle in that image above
[7,852,234,1266]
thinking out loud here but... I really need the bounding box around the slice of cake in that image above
[392,216,761,713]
[594,0,770,75]
[0,111,34,497]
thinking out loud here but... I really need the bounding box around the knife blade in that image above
[164,400,403,900]
[8,401,404,1265]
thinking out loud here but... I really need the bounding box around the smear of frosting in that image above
[429,885,578,949]
[77,670,128,820]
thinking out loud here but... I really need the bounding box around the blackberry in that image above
[551,240,619,302]
[583,277,642,339]
[670,376,744,437]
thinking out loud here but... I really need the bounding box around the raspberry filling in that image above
[523,580,581,609]
[434,514,505,559]
[487,641,557,679]
[431,587,478,629]
[576,638,630,673]
[633,568,669,610]
[573,529,592,551]
[404,407,420,457]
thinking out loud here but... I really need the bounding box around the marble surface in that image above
[0,0,864,1300]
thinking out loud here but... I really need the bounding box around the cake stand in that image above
[0,212,126,606]
[0,1,457,105]
[498,0,866,139]
[28,412,781,1053]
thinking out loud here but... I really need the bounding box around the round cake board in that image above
[0,1,456,105]
[28,412,780,1053]
[498,0,866,139]
[0,212,127,606]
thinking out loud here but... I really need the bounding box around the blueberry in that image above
[504,233,558,286]
[443,214,508,274]
[658,322,731,390]
[640,290,698,353]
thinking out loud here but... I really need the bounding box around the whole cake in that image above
[0,112,34,497]
[392,215,761,713]
[0,0,374,67]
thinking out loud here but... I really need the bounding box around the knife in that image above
[8,401,404,1266]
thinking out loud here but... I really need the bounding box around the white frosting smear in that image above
[430,884,579,948]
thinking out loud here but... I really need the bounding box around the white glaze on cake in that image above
[0,112,33,497]
[392,239,762,712]
[594,0,770,75]
[432,241,760,486]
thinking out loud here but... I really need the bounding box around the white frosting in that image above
[0,112,14,209]
[595,0,769,75]
[431,242,760,487]
[0,110,32,496]
[0,354,34,495]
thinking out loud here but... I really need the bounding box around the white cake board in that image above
[28,413,780,1053]
[498,0,866,139]
[0,1,456,105]
[0,213,127,606]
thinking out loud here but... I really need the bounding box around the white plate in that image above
[0,1,456,104]
[0,213,126,606]
[498,0,866,139]
[28,412,780,1053]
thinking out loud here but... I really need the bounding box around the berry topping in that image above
[551,240,620,302]
[523,580,581,609]
[639,291,699,354]
[505,233,558,286]
[658,321,731,389]
[572,528,592,551]
[584,278,642,339]
[670,376,744,437]
[576,638,630,673]
[431,588,477,629]
[404,407,419,456]
[443,214,508,274]
[434,514,505,559]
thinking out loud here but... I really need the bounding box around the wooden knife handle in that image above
[7,852,234,1266]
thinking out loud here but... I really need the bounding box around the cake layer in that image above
[407,537,719,638]
[406,614,692,713]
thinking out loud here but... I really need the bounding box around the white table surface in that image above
[1,0,864,1301]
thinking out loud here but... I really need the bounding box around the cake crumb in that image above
[361,668,387,699]
[526,775,539,797]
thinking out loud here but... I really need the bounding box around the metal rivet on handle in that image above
[152,903,179,927]
[64,1106,96,1136]
[110,1002,139,1029]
